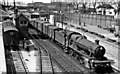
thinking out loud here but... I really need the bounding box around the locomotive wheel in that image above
[88,60,92,69]
[79,57,84,64]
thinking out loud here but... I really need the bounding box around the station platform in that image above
[0,22,7,73]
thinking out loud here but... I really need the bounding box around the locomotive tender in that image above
[2,20,19,51]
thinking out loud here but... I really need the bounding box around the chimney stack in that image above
[95,39,99,45]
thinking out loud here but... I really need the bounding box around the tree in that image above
[82,2,87,13]
[72,2,81,10]
[118,1,120,14]
[93,2,97,13]
[66,3,74,12]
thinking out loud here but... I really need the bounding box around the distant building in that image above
[96,4,115,16]
[28,3,33,7]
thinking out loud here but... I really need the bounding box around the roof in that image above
[2,20,14,28]
[31,12,39,15]
[96,4,114,9]
[15,12,31,23]
[7,10,14,15]
[2,20,18,32]
[0,9,9,15]
[3,27,18,32]
[15,12,30,21]
[0,9,9,17]
[23,12,31,16]
[48,25,59,30]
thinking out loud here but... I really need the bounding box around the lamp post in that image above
[61,13,64,29]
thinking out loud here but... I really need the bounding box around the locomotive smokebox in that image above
[95,39,99,45]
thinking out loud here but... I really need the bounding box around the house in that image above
[96,4,115,16]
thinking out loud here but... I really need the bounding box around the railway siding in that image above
[11,51,26,73]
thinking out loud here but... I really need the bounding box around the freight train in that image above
[31,19,114,73]
[2,20,19,51]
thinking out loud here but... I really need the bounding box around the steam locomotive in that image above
[2,20,19,51]
[31,19,114,73]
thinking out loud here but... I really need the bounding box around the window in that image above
[20,21,28,26]
[109,12,112,14]
[20,21,24,24]
[24,21,27,24]
[98,11,102,13]
[20,21,27,24]
[10,32,14,35]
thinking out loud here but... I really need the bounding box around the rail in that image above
[29,32,54,74]
[18,51,30,74]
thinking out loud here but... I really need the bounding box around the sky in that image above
[2,0,51,4]
[1,0,119,4]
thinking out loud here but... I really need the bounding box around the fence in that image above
[55,12,118,28]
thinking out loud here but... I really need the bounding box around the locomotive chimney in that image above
[95,39,99,45]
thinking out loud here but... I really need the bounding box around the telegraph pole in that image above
[3,0,5,5]
[7,0,8,6]
[14,0,16,12]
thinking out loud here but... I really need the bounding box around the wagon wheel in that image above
[75,54,78,59]
[69,49,73,56]
[64,48,68,53]
[72,52,76,57]
[79,56,84,64]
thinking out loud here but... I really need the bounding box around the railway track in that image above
[11,50,30,74]
[28,32,55,74]
[28,29,94,74]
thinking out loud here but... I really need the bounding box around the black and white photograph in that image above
[0,0,120,74]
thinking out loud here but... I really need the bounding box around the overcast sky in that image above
[3,0,51,4]
[2,0,119,4]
